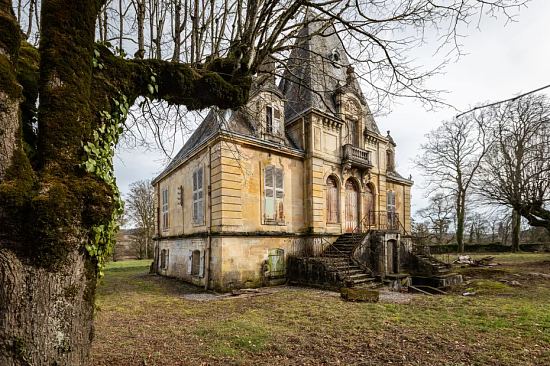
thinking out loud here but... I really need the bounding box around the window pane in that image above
[266,106,273,133]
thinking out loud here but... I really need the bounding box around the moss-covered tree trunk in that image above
[0,1,251,365]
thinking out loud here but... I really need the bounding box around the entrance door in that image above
[386,240,399,274]
[365,184,375,226]
[345,179,359,232]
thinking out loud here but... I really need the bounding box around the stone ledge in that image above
[340,287,379,302]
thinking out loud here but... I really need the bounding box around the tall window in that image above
[162,187,169,230]
[387,191,396,213]
[192,167,204,225]
[264,165,284,223]
[387,191,397,229]
[265,106,280,134]
[348,118,358,145]
[326,176,339,223]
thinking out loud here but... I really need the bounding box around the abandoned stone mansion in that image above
[151,23,426,292]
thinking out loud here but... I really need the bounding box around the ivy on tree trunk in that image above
[0,1,251,365]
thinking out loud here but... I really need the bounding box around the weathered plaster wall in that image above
[156,146,213,237]
[216,141,306,233]
[156,237,222,288]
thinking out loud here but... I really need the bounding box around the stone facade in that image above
[152,22,413,292]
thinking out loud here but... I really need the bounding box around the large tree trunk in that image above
[511,209,521,252]
[456,191,466,253]
[0,0,251,363]
[0,250,97,366]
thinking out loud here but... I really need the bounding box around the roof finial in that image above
[386,130,396,146]
[346,65,354,86]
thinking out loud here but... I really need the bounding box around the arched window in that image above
[326,176,339,223]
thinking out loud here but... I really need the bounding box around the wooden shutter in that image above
[187,250,193,274]
[273,107,281,134]
[264,166,275,221]
[265,106,273,133]
[275,168,284,222]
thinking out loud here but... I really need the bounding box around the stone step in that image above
[322,253,351,258]
[347,273,371,280]
[348,277,376,286]
[334,265,359,270]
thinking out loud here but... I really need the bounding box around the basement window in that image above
[188,249,205,277]
[160,249,169,270]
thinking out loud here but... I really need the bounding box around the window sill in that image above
[263,221,286,226]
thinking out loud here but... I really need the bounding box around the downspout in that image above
[205,144,212,290]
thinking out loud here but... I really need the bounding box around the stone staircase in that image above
[412,252,451,276]
[409,249,463,288]
[320,233,375,287]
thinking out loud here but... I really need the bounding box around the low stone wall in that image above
[287,257,342,290]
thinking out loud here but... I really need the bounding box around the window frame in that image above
[160,249,169,270]
[326,176,339,224]
[192,166,204,225]
[265,105,281,135]
[263,165,285,225]
[161,187,169,230]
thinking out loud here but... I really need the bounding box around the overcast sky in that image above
[115,0,550,216]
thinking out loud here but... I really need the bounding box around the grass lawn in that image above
[91,253,550,365]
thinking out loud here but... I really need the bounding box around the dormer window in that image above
[330,48,341,62]
[266,105,281,134]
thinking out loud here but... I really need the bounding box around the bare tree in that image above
[416,112,491,252]
[476,94,550,251]
[416,192,454,244]
[125,179,155,259]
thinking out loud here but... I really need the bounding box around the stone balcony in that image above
[342,144,373,170]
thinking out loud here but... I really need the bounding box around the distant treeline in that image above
[427,242,550,254]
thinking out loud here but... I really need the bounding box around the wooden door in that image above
[365,185,375,226]
[345,179,359,232]
[326,176,339,223]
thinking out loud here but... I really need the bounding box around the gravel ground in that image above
[181,285,416,304]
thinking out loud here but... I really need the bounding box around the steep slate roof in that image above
[152,90,298,184]
[280,20,368,121]
[154,18,387,184]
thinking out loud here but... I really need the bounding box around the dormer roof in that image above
[279,17,368,122]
